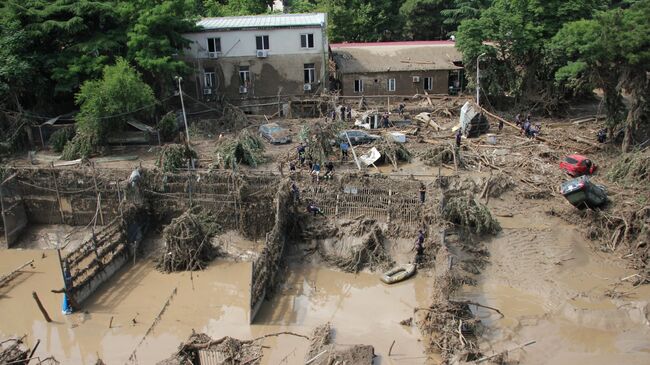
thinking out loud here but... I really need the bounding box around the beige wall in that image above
[340,70,450,96]
[185,53,326,100]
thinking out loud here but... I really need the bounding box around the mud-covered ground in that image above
[2,97,649,364]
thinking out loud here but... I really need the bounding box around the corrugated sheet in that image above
[197,13,325,30]
[332,43,462,73]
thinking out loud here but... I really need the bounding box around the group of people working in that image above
[515,113,541,138]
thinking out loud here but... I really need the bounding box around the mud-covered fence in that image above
[250,179,292,322]
[301,179,424,224]
[11,167,125,225]
[0,174,28,248]
[142,171,280,239]
[63,206,149,309]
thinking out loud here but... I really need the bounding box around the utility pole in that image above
[476,53,486,106]
[175,76,190,145]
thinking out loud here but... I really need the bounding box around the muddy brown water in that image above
[0,247,433,364]
[463,200,650,364]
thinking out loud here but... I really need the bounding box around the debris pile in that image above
[416,245,482,363]
[479,171,515,199]
[373,138,412,169]
[318,222,393,273]
[300,121,341,163]
[157,332,262,365]
[0,337,29,364]
[418,144,455,166]
[156,206,221,272]
[214,129,265,169]
[157,144,197,172]
[607,151,650,186]
[305,323,375,365]
[443,195,501,235]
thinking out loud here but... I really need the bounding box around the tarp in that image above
[127,120,156,133]
[359,147,381,166]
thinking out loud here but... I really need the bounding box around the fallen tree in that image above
[214,129,265,169]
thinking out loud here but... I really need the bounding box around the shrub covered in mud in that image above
[443,195,501,235]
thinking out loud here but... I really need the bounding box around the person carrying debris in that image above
[324,160,335,179]
[419,182,426,203]
[297,143,306,165]
[291,182,300,203]
[307,201,325,216]
[340,141,350,161]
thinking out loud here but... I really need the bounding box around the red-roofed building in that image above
[330,41,464,96]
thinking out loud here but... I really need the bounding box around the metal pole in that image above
[345,131,361,171]
[476,53,486,106]
[176,77,191,145]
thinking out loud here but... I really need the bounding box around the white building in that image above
[181,13,329,103]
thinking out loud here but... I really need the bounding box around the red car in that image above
[559,154,597,177]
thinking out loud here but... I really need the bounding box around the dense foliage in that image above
[1,0,648,152]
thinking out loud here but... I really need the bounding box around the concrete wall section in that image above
[194,54,325,99]
[340,70,450,96]
[184,27,326,58]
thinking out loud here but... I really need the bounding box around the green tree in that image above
[127,0,198,95]
[323,0,403,42]
[440,0,492,32]
[202,0,274,16]
[400,0,453,40]
[63,59,156,159]
[0,21,33,111]
[550,1,650,151]
[456,0,608,105]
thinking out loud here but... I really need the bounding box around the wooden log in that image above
[32,291,52,323]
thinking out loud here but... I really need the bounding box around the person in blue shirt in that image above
[311,161,321,183]
[340,141,349,161]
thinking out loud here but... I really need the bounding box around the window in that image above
[255,35,269,50]
[354,79,363,93]
[207,37,221,53]
[423,77,433,91]
[304,63,315,84]
[388,78,396,92]
[203,71,215,88]
[239,66,250,85]
[300,33,314,49]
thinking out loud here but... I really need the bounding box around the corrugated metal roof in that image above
[197,13,326,30]
[333,43,463,73]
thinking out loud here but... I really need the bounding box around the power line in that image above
[7,95,176,122]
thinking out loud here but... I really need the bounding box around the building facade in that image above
[181,13,328,102]
[331,41,463,96]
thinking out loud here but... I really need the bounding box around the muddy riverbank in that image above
[462,197,650,364]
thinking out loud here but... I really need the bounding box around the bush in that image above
[61,132,96,160]
[158,112,178,142]
[157,144,198,172]
[215,129,264,169]
[49,127,76,152]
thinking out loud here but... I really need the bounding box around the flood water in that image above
[463,201,650,365]
[0,248,433,364]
